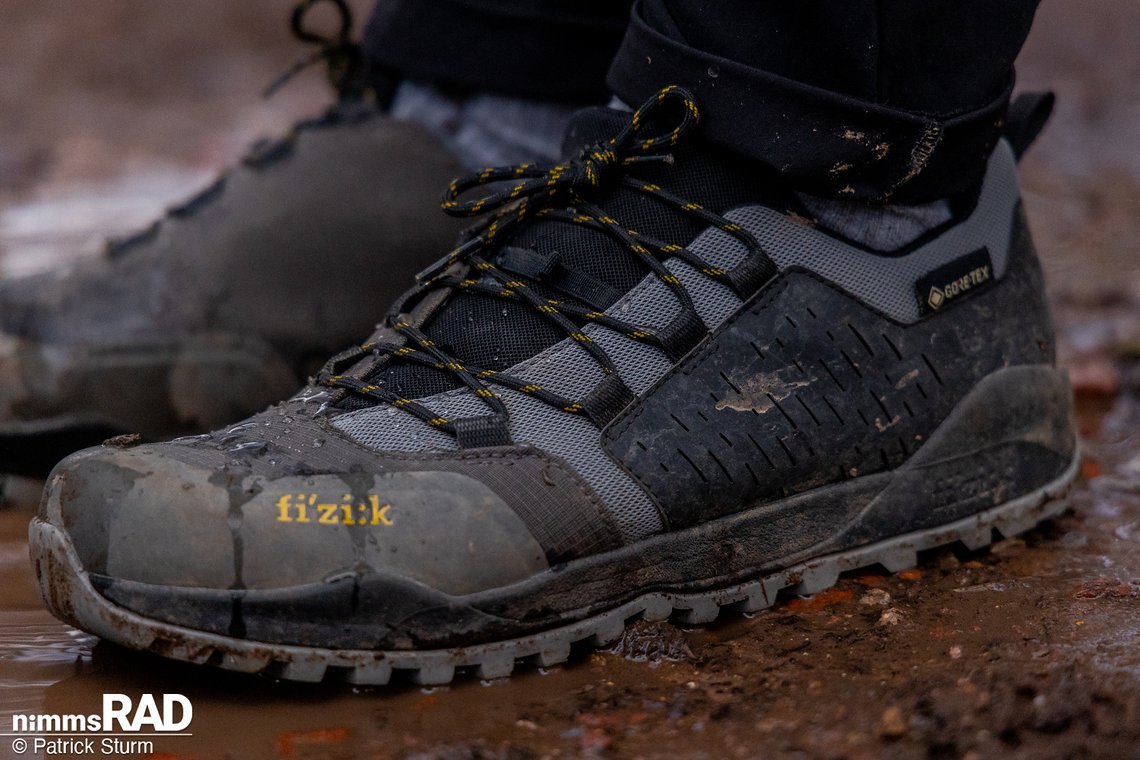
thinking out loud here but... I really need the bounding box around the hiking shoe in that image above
[29,87,1078,685]
[0,0,465,477]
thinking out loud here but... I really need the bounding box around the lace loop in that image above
[290,0,352,46]
[263,0,369,99]
[440,85,700,222]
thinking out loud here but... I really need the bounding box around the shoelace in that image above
[263,0,372,100]
[319,86,778,442]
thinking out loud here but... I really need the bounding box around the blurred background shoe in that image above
[0,0,533,478]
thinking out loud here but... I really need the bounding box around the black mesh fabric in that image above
[339,106,796,408]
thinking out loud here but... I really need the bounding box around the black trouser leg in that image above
[360,0,632,101]
[606,0,1041,202]
[362,0,1040,200]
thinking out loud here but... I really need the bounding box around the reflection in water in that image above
[0,618,91,667]
[0,612,94,755]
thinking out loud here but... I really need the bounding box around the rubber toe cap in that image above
[41,443,549,595]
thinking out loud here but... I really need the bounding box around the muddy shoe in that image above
[0,1,466,477]
[30,88,1078,685]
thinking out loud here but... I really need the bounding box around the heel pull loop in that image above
[1003,91,1055,161]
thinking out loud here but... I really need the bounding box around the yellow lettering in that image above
[275,495,293,522]
[296,494,313,523]
[276,494,394,527]
[370,496,394,526]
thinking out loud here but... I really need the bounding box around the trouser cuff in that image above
[606,4,1012,203]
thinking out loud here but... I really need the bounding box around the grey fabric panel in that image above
[339,402,459,453]
[334,141,1022,541]
[337,398,462,451]
[585,327,673,396]
[406,387,668,540]
[728,143,1019,323]
[493,390,668,539]
[512,340,606,400]
[671,257,746,328]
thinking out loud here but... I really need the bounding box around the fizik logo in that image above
[915,248,995,316]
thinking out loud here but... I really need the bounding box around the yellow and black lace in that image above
[320,86,778,445]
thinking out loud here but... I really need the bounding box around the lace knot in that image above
[570,143,621,192]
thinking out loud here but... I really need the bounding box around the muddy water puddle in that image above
[0,395,1137,760]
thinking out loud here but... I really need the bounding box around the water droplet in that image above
[322,569,362,584]
[282,416,294,424]
[226,422,257,435]
[171,433,211,443]
[227,441,267,455]
[313,438,325,448]
[707,65,720,78]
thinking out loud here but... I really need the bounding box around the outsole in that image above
[29,450,1079,687]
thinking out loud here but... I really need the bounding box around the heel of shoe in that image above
[835,364,1078,546]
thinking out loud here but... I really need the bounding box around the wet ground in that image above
[0,2,1138,759]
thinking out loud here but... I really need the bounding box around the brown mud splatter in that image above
[713,372,812,414]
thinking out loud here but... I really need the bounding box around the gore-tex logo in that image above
[916,248,995,316]
[927,286,946,310]
[926,264,990,310]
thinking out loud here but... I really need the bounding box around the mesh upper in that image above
[334,138,1022,541]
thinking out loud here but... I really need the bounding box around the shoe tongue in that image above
[340,107,791,408]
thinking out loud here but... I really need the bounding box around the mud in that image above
[1,1,1139,759]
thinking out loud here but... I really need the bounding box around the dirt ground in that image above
[0,2,1138,759]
